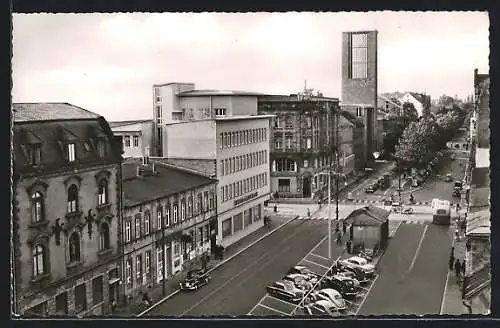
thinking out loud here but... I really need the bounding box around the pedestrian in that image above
[201,253,207,270]
[220,245,225,260]
[111,300,116,313]
[307,208,311,217]
[336,232,342,245]
[274,205,278,213]
[346,240,352,254]
[454,259,462,280]
[461,260,466,277]
[449,252,455,271]
[342,221,347,234]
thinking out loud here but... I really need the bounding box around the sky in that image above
[12,12,489,121]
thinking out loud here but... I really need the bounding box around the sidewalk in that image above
[113,215,295,317]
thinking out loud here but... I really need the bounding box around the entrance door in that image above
[303,176,311,198]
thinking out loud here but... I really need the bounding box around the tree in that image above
[382,118,406,155]
[438,95,456,109]
[402,102,418,122]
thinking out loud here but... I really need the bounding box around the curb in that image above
[137,214,300,317]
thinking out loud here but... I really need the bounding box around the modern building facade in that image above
[257,92,344,199]
[109,120,153,158]
[12,103,123,316]
[341,30,378,167]
[160,114,272,247]
[121,160,217,300]
[151,82,263,157]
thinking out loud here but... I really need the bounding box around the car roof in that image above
[348,256,366,262]
[319,288,341,296]
[294,265,308,270]
[315,299,334,307]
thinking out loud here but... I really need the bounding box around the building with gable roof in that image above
[12,103,123,316]
[343,205,390,252]
[399,92,431,117]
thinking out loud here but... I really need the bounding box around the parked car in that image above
[339,256,376,282]
[391,202,402,213]
[288,266,321,282]
[454,181,463,190]
[302,300,342,316]
[401,207,414,215]
[266,280,305,303]
[365,184,376,193]
[283,274,315,291]
[445,173,453,182]
[310,288,347,312]
[179,269,211,291]
[321,275,359,298]
[452,189,461,198]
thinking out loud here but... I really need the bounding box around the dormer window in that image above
[67,143,76,162]
[97,139,106,157]
[28,143,42,166]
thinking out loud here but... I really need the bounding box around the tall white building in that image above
[151,82,273,247]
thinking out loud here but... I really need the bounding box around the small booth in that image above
[344,205,390,253]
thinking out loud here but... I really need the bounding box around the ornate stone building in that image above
[12,103,123,316]
[258,91,341,199]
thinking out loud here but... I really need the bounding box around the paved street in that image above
[358,222,453,315]
[145,215,336,316]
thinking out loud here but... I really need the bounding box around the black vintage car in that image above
[266,280,305,303]
[321,275,358,299]
[179,269,211,291]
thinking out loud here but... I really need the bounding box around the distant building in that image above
[341,30,378,167]
[12,103,123,316]
[121,160,217,301]
[377,95,403,117]
[257,92,341,199]
[109,120,153,158]
[151,82,264,157]
[399,92,431,117]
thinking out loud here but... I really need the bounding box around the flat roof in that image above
[258,95,339,102]
[178,89,266,97]
[215,114,275,121]
[153,82,194,87]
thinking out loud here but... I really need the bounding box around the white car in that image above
[303,299,341,316]
[288,266,320,283]
[310,288,346,311]
[283,274,315,291]
[339,256,376,281]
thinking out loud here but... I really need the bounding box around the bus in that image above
[431,198,451,225]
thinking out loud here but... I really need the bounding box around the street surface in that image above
[145,215,335,316]
[358,222,453,315]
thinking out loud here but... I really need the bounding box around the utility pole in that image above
[162,212,166,297]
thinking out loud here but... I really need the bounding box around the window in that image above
[67,184,79,213]
[144,212,150,235]
[356,107,363,117]
[197,194,203,214]
[209,192,214,209]
[156,248,164,283]
[215,108,226,116]
[97,179,108,205]
[173,204,178,223]
[145,250,151,279]
[136,255,142,281]
[67,143,76,162]
[32,244,46,277]
[275,117,281,128]
[222,218,232,238]
[166,205,171,226]
[275,139,282,149]
[69,232,81,262]
[203,191,209,212]
[74,283,87,313]
[233,213,243,233]
[220,133,224,149]
[92,276,103,305]
[31,191,44,222]
[285,116,293,129]
[55,292,68,315]
[125,220,131,242]
[181,200,186,221]
[187,197,193,217]
[276,159,296,172]
[221,187,225,202]
[278,179,291,192]
[244,209,252,227]
[349,32,368,79]
[124,136,131,147]
[99,223,110,250]
[126,258,132,285]
[135,216,141,240]
[133,135,139,147]
[28,143,42,166]
[97,139,106,157]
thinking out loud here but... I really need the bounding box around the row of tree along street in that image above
[382,95,469,172]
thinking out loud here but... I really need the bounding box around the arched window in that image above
[98,179,108,205]
[99,223,110,250]
[69,232,81,262]
[32,244,46,276]
[67,184,79,213]
[181,200,186,221]
[31,191,44,222]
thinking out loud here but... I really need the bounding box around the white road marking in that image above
[302,259,331,269]
[358,286,369,292]
[255,304,291,316]
[408,225,429,272]
[355,275,379,315]
[345,299,360,307]
[310,253,331,261]
[249,295,268,314]
[440,270,452,314]
[264,295,299,308]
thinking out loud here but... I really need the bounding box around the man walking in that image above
[461,260,466,277]
[455,259,462,282]
[449,251,455,271]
